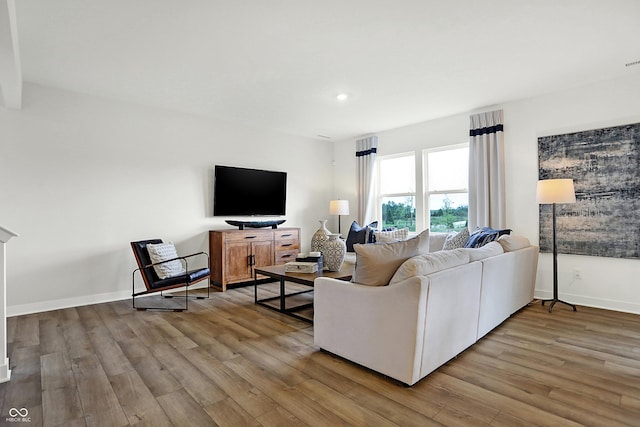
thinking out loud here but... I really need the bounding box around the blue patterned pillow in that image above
[345,221,378,252]
[464,227,511,248]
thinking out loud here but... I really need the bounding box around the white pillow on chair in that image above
[146,242,186,279]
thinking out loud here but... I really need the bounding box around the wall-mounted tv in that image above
[213,165,287,216]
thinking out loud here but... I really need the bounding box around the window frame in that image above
[375,152,419,232]
[422,143,469,233]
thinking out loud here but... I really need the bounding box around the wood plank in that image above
[109,370,173,426]
[41,352,84,426]
[71,354,129,427]
[179,346,276,418]
[204,396,261,426]
[155,388,216,426]
[149,342,227,406]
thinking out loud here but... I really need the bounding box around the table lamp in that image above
[329,199,350,235]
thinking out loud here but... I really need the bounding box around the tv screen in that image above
[213,165,287,216]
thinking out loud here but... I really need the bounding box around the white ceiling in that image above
[5,0,640,140]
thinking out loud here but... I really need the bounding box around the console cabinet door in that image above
[252,240,275,271]
[225,241,253,283]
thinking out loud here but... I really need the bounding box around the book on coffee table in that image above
[284,261,318,273]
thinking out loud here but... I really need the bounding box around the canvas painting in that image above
[538,122,640,259]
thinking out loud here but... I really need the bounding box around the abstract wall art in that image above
[538,122,640,259]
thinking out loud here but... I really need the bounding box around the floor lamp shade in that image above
[536,179,576,204]
[329,200,350,234]
[536,178,576,313]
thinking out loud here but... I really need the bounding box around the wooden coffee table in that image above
[254,264,353,323]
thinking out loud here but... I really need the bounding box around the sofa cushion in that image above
[374,227,409,243]
[389,248,470,285]
[346,220,378,252]
[464,227,511,248]
[465,241,504,262]
[497,234,531,252]
[146,242,186,279]
[442,227,470,250]
[352,230,429,286]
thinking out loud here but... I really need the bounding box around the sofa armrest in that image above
[314,276,429,385]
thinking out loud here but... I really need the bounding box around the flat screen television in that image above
[213,165,287,216]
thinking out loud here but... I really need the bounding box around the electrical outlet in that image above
[573,268,582,280]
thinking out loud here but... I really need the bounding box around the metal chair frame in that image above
[131,240,210,311]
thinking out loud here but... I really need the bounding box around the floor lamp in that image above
[536,179,577,313]
[329,199,350,235]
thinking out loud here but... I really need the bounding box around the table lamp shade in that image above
[536,179,576,204]
[329,199,350,215]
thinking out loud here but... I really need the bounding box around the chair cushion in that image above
[146,242,186,279]
[149,268,210,290]
[131,239,163,285]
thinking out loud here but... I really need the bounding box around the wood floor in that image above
[1,283,639,426]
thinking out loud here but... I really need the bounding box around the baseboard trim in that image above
[7,283,211,317]
[534,289,640,315]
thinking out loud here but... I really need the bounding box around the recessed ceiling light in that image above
[336,93,349,101]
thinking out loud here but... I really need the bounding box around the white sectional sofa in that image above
[314,233,539,386]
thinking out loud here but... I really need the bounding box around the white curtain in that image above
[468,110,506,230]
[356,136,378,225]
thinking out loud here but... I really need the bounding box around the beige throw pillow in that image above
[352,230,429,286]
[497,234,531,252]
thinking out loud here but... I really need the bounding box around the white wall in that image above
[333,73,640,314]
[0,83,335,315]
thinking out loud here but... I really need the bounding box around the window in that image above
[377,153,416,232]
[424,145,469,233]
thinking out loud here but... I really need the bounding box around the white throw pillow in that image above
[352,229,429,287]
[497,234,531,252]
[465,241,504,262]
[374,227,409,243]
[389,249,470,285]
[146,242,186,279]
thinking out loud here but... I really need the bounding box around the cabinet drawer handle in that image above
[281,254,292,258]
[281,233,292,237]
[245,236,257,239]
[281,243,292,247]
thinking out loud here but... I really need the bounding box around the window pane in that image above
[381,196,416,232]
[429,193,468,233]
[427,148,468,191]
[380,155,415,194]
